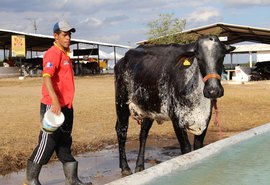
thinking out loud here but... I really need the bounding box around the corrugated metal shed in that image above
[0,28,131,52]
[137,22,270,45]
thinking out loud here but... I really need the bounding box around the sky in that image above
[1,0,270,59]
[1,0,270,46]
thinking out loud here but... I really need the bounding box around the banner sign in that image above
[11,35,26,57]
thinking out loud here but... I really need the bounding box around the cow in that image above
[114,35,235,176]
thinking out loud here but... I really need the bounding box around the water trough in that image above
[105,122,270,185]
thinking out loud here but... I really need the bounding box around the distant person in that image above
[3,59,9,67]
[7,59,14,67]
[24,20,91,185]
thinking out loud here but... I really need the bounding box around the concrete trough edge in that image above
[105,122,270,185]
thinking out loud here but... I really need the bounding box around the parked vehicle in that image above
[250,61,270,81]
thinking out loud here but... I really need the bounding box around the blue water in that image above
[146,132,270,185]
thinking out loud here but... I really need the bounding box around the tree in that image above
[147,13,187,44]
[146,13,222,45]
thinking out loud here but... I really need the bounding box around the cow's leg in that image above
[135,118,154,173]
[193,120,210,150]
[193,127,207,150]
[172,119,191,154]
[115,103,132,176]
[194,112,212,150]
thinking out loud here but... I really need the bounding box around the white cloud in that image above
[187,7,220,22]
[104,15,129,25]
[79,17,104,29]
[92,34,121,43]
[220,0,270,7]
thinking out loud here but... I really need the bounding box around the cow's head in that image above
[189,35,235,99]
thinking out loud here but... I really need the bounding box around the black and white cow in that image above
[114,35,235,175]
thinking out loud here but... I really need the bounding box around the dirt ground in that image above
[1,75,270,176]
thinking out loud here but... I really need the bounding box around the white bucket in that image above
[42,110,65,133]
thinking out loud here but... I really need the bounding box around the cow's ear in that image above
[225,45,236,53]
[185,43,196,53]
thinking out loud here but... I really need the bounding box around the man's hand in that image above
[51,99,61,115]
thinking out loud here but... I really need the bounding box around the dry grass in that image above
[1,75,270,175]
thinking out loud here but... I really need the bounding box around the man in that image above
[24,20,91,185]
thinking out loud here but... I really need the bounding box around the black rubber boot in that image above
[63,161,92,185]
[23,160,42,185]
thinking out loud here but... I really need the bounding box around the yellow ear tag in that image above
[183,59,191,66]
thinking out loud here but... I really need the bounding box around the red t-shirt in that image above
[41,44,74,108]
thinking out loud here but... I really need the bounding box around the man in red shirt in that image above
[24,20,91,185]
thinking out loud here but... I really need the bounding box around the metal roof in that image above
[0,28,131,52]
[137,22,270,45]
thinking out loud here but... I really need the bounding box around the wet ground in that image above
[0,137,181,185]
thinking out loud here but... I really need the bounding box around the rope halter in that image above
[203,73,221,83]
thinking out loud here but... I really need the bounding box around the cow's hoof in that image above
[181,146,192,154]
[121,169,132,176]
[135,166,144,173]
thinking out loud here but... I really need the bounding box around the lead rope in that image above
[212,99,223,139]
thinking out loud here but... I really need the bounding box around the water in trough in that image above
[146,131,270,185]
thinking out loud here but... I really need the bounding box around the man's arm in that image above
[43,76,61,115]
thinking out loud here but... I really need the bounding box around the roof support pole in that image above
[230,53,233,69]
[113,46,116,65]
[97,45,100,73]
[3,45,6,59]
[76,43,79,64]
[30,48,33,58]
[249,51,252,68]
